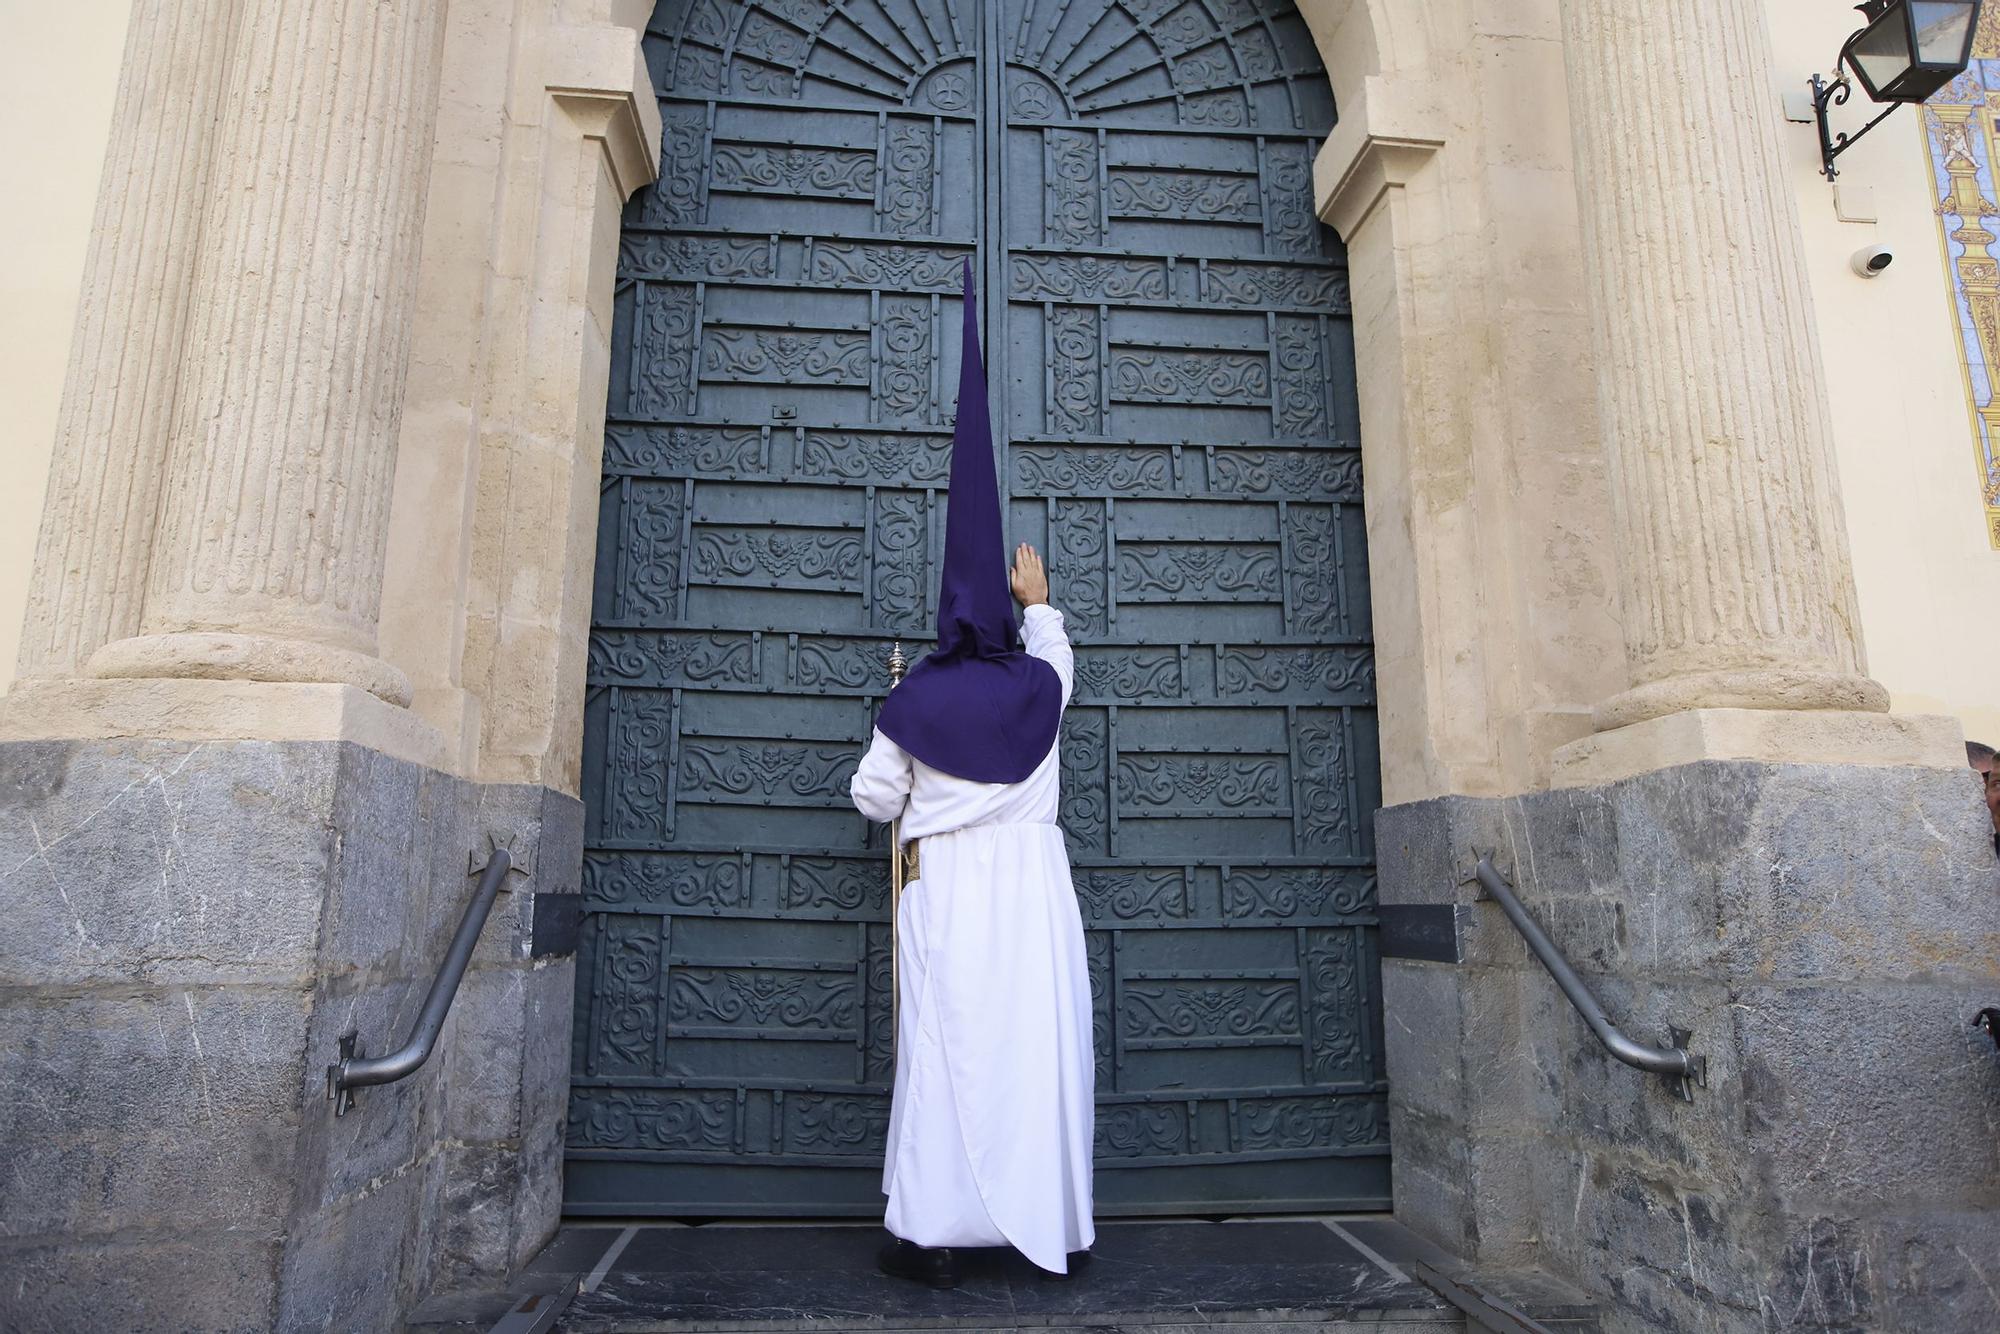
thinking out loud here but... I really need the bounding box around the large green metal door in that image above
[567,0,1385,1216]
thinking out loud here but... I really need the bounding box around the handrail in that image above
[1473,854,1705,1099]
[326,847,513,1116]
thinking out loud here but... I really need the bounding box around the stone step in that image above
[408,1218,1599,1334]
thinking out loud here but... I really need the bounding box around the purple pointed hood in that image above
[873,262,1063,784]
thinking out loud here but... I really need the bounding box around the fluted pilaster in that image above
[89,0,449,706]
[1559,0,1889,728]
[15,0,241,681]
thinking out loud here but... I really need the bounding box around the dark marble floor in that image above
[407,1216,1602,1332]
[547,1219,1455,1332]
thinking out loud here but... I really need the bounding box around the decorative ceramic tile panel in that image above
[1924,17,2000,546]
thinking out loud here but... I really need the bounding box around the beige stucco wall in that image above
[0,1,132,694]
[1,0,1991,783]
[1768,0,2000,749]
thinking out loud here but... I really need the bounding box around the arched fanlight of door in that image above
[1810,0,1982,179]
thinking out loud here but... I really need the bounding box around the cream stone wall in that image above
[1766,0,2000,749]
[0,0,659,791]
[379,0,661,791]
[0,1,132,693]
[1311,0,1630,804]
[3,0,1988,799]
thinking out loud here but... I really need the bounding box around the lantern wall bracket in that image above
[1807,0,1984,180]
[1810,71,1902,181]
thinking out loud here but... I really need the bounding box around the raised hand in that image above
[1010,542,1050,608]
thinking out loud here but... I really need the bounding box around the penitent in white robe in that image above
[849,603,1095,1274]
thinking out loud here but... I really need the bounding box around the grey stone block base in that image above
[0,739,583,1333]
[1376,760,2000,1334]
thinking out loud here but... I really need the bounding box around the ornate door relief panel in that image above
[570,0,1383,1215]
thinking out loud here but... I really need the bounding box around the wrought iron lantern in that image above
[1810,0,1983,178]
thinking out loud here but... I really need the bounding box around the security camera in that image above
[1850,244,1894,278]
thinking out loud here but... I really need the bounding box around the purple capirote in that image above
[873,260,1063,784]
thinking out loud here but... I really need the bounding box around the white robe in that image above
[850,604,1096,1274]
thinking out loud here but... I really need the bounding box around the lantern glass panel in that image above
[1911,1,1976,65]
[1850,8,1915,97]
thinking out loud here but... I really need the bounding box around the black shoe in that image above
[878,1238,962,1289]
[1037,1249,1094,1281]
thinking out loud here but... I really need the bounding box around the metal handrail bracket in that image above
[1473,852,1706,1102]
[326,847,515,1116]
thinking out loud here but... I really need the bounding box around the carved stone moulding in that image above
[88,631,414,708]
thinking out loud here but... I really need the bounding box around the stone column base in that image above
[1591,668,1892,732]
[1552,707,1966,789]
[0,677,448,771]
[88,631,416,708]
[1376,758,2000,1332]
[0,737,581,1331]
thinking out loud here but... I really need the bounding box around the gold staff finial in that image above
[887,640,907,686]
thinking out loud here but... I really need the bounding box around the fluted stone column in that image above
[88,0,450,707]
[1559,0,1890,730]
[15,0,241,682]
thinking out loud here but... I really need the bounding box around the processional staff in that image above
[885,639,907,1038]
